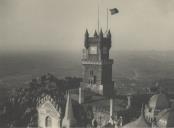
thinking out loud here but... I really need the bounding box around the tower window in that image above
[45,116,52,128]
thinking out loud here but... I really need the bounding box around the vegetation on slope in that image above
[0,73,82,127]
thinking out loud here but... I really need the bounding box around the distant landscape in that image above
[1,50,174,101]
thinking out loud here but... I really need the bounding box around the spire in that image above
[84,29,89,48]
[107,29,112,49]
[65,92,75,119]
[62,92,76,128]
[94,30,98,37]
[85,29,89,37]
[107,29,111,38]
[99,29,103,38]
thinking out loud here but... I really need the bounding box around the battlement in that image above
[84,29,111,49]
[85,29,111,38]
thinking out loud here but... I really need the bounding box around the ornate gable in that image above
[39,100,60,118]
[37,94,63,128]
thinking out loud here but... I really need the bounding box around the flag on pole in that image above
[109,8,119,15]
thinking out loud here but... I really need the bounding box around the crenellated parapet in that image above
[84,29,112,50]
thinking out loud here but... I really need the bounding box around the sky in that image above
[0,0,174,53]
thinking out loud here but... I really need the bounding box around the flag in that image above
[110,8,119,15]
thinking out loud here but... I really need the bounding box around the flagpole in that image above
[107,8,109,31]
[98,4,100,33]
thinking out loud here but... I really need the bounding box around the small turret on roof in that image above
[99,29,103,38]
[94,30,98,37]
[84,29,89,48]
[85,29,89,37]
[107,30,111,38]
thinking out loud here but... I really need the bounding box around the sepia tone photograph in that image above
[0,0,174,127]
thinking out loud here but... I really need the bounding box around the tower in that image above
[81,29,114,97]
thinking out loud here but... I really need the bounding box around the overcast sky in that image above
[0,0,174,53]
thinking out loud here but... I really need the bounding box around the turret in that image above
[107,30,111,48]
[99,29,103,48]
[84,29,89,48]
[107,30,111,38]
[99,29,103,39]
[85,29,89,37]
[94,30,98,37]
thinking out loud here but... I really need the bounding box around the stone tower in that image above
[80,29,114,96]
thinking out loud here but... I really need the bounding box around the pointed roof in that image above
[94,30,98,37]
[122,105,149,128]
[99,29,103,37]
[62,92,77,128]
[85,29,89,36]
[64,92,75,120]
[107,30,111,38]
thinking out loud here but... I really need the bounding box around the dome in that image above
[157,108,174,128]
[148,93,170,111]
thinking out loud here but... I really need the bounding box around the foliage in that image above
[0,73,82,127]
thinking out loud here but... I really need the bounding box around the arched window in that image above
[45,116,52,128]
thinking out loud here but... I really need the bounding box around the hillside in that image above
[0,50,174,97]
